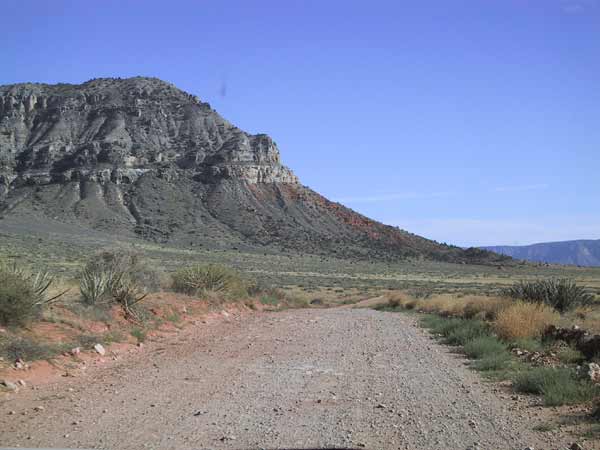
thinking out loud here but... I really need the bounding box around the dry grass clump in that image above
[388,292,509,320]
[493,302,559,341]
[385,292,413,308]
[460,296,509,320]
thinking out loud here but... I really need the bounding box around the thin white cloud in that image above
[561,0,596,14]
[493,183,549,193]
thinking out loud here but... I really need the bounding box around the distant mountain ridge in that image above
[482,239,600,267]
[0,77,507,264]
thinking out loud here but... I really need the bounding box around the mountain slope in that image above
[0,77,506,264]
[482,240,600,267]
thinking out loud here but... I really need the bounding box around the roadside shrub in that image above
[0,336,69,361]
[421,316,488,346]
[464,335,507,359]
[444,319,488,346]
[503,279,594,312]
[0,262,66,326]
[172,264,249,298]
[512,367,598,406]
[471,352,512,371]
[387,292,408,308]
[493,302,559,341]
[78,249,152,320]
[420,315,461,335]
[555,345,585,364]
[79,268,112,305]
[461,296,508,320]
[512,337,545,353]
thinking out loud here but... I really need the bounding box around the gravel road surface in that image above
[0,309,569,449]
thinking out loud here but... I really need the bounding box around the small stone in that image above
[33,406,44,412]
[219,435,236,441]
[376,403,387,409]
[17,379,26,387]
[587,363,600,384]
[71,347,81,356]
[1,380,18,391]
[93,344,106,356]
[570,443,584,450]
[8,410,15,415]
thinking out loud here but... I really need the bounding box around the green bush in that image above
[0,336,69,360]
[444,320,489,346]
[172,264,249,298]
[513,367,598,406]
[512,337,545,353]
[471,352,512,371]
[464,336,507,359]
[503,279,594,312]
[78,249,151,319]
[0,262,65,326]
[130,327,147,343]
[421,316,489,346]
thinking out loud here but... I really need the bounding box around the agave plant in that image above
[172,264,242,296]
[0,261,68,326]
[503,278,594,312]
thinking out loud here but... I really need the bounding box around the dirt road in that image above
[0,309,568,449]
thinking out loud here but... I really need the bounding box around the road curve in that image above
[0,308,566,450]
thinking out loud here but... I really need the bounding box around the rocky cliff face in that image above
[0,77,506,264]
[0,77,297,197]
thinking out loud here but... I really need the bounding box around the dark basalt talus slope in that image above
[0,77,506,264]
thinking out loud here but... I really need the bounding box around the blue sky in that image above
[2,0,599,246]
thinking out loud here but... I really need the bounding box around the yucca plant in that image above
[79,267,113,305]
[78,249,151,321]
[0,261,67,326]
[503,278,594,312]
[172,264,247,297]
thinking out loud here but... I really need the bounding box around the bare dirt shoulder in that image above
[0,308,575,449]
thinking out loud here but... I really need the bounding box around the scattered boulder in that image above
[578,335,600,361]
[543,325,600,361]
[93,343,106,356]
[71,347,81,356]
[543,325,586,346]
[1,380,18,392]
[587,363,600,384]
